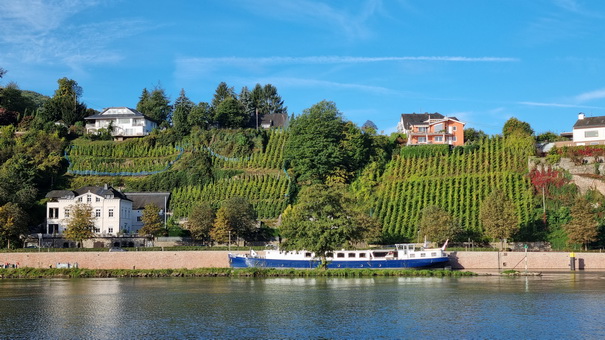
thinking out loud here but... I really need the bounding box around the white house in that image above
[571,113,605,146]
[45,185,170,236]
[85,107,158,140]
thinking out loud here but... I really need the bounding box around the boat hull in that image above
[229,254,449,269]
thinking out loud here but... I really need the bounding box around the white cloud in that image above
[519,101,604,109]
[574,88,605,102]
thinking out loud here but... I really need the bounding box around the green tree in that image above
[280,184,380,267]
[250,83,287,116]
[186,202,215,243]
[418,205,460,246]
[188,102,212,129]
[172,88,194,135]
[136,86,171,124]
[63,203,95,248]
[42,78,87,126]
[564,196,598,251]
[217,196,257,242]
[214,97,247,128]
[503,117,533,138]
[285,100,346,183]
[479,189,519,248]
[211,82,236,109]
[0,202,28,248]
[464,128,488,144]
[0,82,37,118]
[139,203,165,236]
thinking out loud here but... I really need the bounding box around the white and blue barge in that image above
[229,243,449,269]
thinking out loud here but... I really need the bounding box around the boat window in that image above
[359,253,366,258]
[337,253,345,258]
[420,253,426,258]
[305,252,312,258]
[409,254,415,258]
[431,252,437,257]
[326,252,333,258]
[373,252,388,258]
[348,253,356,258]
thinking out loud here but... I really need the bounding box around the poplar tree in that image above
[172,89,194,135]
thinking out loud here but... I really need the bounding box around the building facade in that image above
[84,107,158,140]
[397,113,465,146]
[45,185,170,236]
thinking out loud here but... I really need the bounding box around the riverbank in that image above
[0,267,477,279]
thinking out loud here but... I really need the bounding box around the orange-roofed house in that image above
[396,112,465,146]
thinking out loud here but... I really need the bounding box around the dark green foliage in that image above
[136,86,172,124]
[214,97,248,128]
[172,89,194,135]
[503,117,534,137]
[41,78,87,126]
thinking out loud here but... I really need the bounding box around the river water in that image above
[1,272,604,339]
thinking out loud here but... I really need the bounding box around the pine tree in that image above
[172,89,194,135]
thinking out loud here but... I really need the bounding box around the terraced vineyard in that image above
[370,137,535,239]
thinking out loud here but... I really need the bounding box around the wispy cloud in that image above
[178,55,519,67]
[574,88,605,102]
[519,101,603,109]
[0,1,149,71]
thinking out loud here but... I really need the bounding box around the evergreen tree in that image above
[239,86,255,123]
[136,86,171,124]
[211,82,235,109]
[262,84,287,115]
[172,89,194,135]
[214,97,247,128]
[63,203,95,248]
[41,77,87,126]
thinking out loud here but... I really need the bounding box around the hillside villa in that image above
[85,107,158,140]
[397,112,465,147]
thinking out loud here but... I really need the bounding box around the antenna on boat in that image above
[441,239,449,251]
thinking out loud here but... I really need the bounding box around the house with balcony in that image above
[397,113,465,146]
[45,185,170,237]
[85,107,158,140]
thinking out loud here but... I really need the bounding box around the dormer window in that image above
[87,194,91,203]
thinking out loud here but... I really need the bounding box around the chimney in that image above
[104,183,108,190]
[578,112,585,120]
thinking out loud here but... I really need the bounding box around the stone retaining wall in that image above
[2,250,605,270]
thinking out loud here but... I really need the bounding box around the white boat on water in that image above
[229,242,449,269]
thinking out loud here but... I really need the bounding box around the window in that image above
[108,228,114,233]
[336,253,345,258]
[433,123,444,132]
[95,209,101,217]
[96,197,100,202]
[418,137,427,143]
[109,209,114,217]
[87,194,91,203]
[94,228,100,233]
[49,208,59,219]
[434,136,443,142]
[359,253,366,258]
[77,197,82,202]
[348,253,356,258]
[305,252,312,258]
[420,253,426,258]
[418,127,428,132]
[64,209,70,218]
[409,254,415,258]
[585,130,599,138]
[136,215,142,222]
[117,118,131,124]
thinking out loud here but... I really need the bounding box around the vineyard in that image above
[66,140,183,176]
[370,137,535,239]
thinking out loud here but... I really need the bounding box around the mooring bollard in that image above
[570,252,576,271]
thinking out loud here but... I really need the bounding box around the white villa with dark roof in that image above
[85,107,158,140]
[571,113,605,145]
[45,185,170,236]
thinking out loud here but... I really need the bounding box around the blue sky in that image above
[1,0,604,135]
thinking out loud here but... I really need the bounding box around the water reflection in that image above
[1,273,604,339]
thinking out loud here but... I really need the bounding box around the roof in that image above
[84,107,158,123]
[259,113,289,128]
[45,185,129,200]
[125,192,171,210]
[573,115,605,129]
[399,113,445,130]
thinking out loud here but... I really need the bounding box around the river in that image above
[1,272,604,339]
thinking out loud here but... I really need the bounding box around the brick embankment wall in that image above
[0,251,249,269]
[449,251,605,270]
[2,250,605,270]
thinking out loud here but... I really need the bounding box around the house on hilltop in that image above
[397,112,465,146]
[85,107,158,140]
[45,184,170,237]
[571,112,605,145]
